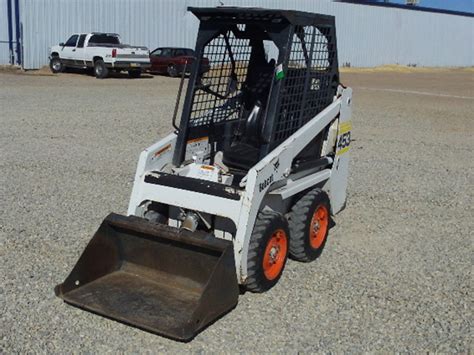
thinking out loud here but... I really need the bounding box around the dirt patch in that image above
[0,65,22,73]
[23,65,56,76]
[0,64,57,76]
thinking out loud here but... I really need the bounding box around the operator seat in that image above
[222,62,274,171]
[222,142,261,171]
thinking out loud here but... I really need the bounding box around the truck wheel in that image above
[288,188,330,262]
[49,57,63,73]
[128,69,141,79]
[167,64,178,77]
[94,60,108,79]
[245,210,289,293]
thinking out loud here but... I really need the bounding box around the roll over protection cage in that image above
[172,7,339,167]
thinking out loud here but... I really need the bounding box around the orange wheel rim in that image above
[262,229,288,281]
[309,204,329,249]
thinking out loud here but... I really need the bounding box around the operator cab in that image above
[172,7,340,182]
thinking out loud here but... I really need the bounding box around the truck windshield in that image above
[88,34,120,46]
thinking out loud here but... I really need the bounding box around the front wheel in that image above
[49,57,63,73]
[94,59,108,79]
[128,69,141,79]
[245,210,289,293]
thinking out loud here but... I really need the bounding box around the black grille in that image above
[273,25,337,145]
[189,30,251,128]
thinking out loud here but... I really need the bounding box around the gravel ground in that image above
[1,69,472,352]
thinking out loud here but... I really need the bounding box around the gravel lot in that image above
[1,68,472,352]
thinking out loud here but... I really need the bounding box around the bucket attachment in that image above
[55,213,239,341]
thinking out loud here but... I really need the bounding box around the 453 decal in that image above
[336,121,352,155]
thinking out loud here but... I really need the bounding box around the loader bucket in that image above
[55,213,239,341]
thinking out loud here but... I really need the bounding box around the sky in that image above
[380,0,474,13]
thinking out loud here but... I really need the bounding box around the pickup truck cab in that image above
[49,32,151,78]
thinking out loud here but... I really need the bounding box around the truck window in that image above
[88,34,121,46]
[64,35,78,47]
[77,34,86,48]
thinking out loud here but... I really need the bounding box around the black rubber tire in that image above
[288,188,331,262]
[167,64,178,77]
[128,69,142,78]
[94,59,108,79]
[245,210,290,293]
[49,57,63,73]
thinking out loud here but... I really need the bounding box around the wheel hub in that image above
[268,246,279,263]
[262,229,288,280]
[309,204,329,249]
[312,220,320,232]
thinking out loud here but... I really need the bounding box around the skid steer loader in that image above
[55,7,352,341]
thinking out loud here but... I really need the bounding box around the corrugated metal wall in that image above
[4,0,473,69]
[0,1,8,65]
[0,0,14,64]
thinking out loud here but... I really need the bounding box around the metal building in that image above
[1,0,473,69]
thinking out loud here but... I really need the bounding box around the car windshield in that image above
[88,34,120,46]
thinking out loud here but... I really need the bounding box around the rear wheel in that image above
[246,210,289,293]
[49,57,63,73]
[167,64,178,77]
[94,59,108,79]
[289,188,330,262]
[128,69,142,78]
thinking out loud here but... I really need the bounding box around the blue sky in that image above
[382,0,474,13]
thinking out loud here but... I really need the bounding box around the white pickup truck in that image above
[49,32,151,78]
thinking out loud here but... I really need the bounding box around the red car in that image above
[149,47,210,77]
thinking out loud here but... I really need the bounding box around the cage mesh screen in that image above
[189,30,251,128]
[273,25,336,145]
